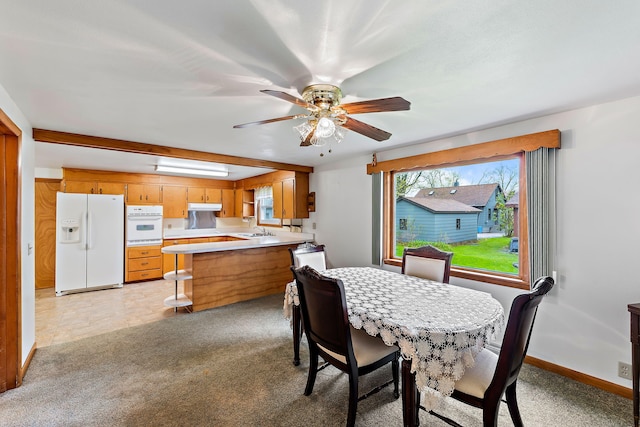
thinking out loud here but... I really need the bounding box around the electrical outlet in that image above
[618,361,632,380]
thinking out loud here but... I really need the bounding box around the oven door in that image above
[126,215,163,245]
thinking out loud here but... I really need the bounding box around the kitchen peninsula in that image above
[162,230,314,312]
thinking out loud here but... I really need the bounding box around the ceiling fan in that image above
[233,84,410,146]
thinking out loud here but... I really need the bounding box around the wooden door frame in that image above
[0,107,22,392]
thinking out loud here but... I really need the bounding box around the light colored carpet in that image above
[0,294,632,426]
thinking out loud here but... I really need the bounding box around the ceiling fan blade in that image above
[233,115,300,128]
[260,90,314,109]
[342,117,392,141]
[340,96,410,114]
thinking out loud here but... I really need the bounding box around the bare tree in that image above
[423,169,460,188]
[480,164,518,198]
[396,171,423,197]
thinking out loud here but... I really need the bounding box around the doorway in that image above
[0,107,21,392]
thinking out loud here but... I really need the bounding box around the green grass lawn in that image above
[397,237,518,274]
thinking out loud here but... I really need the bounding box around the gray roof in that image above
[414,183,502,207]
[399,197,482,214]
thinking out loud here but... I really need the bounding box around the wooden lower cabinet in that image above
[162,237,211,274]
[184,244,297,312]
[126,245,162,282]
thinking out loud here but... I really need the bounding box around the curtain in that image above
[254,186,272,199]
[526,147,557,287]
[371,172,383,266]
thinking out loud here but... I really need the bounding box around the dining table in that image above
[283,266,505,427]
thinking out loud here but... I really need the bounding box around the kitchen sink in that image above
[236,231,274,237]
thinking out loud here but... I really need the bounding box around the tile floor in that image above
[36,279,191,347]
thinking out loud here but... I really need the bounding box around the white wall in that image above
[0,83,35,365]
[308,95,640,389]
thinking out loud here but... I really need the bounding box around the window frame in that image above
[255,186,282,227]
[368,129,560,290]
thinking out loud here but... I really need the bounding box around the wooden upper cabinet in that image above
[162,185,187,218]
[282,178,295,219]
[206,188,222,204]
[97,182,126,195]
[219,189,235,217]
[272,173,309,219]
[63,180,126,195]
[273,181,283,219]
[127,183,161,204]
[63,180,97,194]
[187,187,206,203]
[188,187,222,204]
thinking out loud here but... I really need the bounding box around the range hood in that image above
[188,203,222,212]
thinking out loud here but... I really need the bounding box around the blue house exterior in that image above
[396,197,480,244]
[414,183,504,233]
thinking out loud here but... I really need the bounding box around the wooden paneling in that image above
[367,129,561,174]
[185,244,297,312]
[35,179,60,289]
[33,128,314,173]
[1,109,22,392]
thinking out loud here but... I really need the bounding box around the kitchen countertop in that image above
[161,231,314,254]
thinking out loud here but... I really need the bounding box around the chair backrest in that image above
[488,275,555,396]
[289,243,327,271]
[290,265,354,362]
[401,245,453,283]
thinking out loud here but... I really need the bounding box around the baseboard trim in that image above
[19,342,37,385]
[525,355,632,399]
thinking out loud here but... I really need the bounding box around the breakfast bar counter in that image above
[162,232,313,312]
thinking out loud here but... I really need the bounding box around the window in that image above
[255,186,280,226]
[369,129,560,289]
[394,157,519,278]
[399,218,408,230]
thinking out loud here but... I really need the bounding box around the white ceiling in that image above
[2,0,640,180]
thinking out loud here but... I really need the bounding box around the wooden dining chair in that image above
[401,245,453,283]
[426,275,555,427]
[291,265,400,427]
[288,243,327,365]
[289,243,327,271]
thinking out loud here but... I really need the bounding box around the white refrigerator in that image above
[55,192,125,295]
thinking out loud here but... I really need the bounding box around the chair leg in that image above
[392,356,400,398]
[346,366,359,427]
[482,395,501,427]
[505,382,524,427]
[304,345,319,396]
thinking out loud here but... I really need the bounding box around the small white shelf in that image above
[164,293,192,308]
[163,270,193,281]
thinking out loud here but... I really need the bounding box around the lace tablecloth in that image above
[284,266,504,410]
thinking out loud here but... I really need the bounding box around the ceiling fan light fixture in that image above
[294,121,314,140]
[315,117,336,138]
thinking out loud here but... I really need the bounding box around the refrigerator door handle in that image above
[86,211,92,250]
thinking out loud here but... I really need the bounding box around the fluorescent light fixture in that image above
[155,165,229,177]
